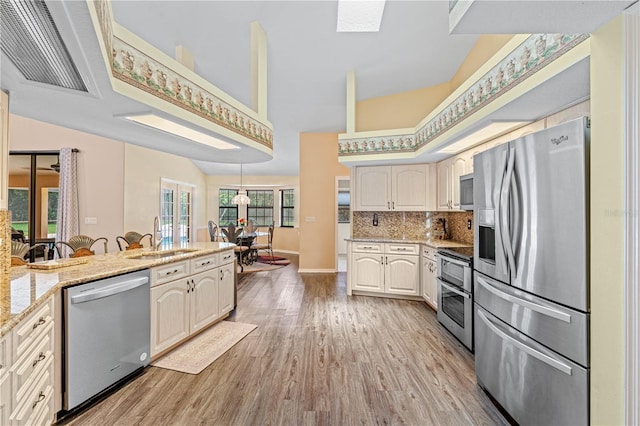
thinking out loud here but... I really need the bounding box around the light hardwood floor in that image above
[65,254,507,425]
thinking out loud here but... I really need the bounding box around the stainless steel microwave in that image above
[460,173,473,210]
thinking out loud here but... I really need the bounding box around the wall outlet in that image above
[85,217,98,225]
[467,219,472,230]
[373,213,378,226]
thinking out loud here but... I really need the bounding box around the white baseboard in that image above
[297,268,336,273]
[273,249,299,255]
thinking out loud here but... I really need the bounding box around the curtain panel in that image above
[55,148,79,258]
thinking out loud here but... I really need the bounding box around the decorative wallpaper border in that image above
[88,0,273,149]
[338,33,589,157]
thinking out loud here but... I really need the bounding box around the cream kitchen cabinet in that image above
[354,164,435,211]
[150,278,190,356]
[1,332,11,426]
[437,154,469,211]
[349,242,420,297]
[4,295,56,426]
[421,245,438,310]
[218,261,236,314]
[150,249,235,357]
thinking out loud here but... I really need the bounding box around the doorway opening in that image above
[8,151,60,261]
[336,176,350,272]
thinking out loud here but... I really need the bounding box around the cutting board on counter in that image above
[26,257,89,270]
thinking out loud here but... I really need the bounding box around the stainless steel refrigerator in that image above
[473,117,590,425]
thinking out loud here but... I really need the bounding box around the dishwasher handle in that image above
[70,276,149,304]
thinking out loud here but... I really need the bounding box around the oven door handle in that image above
[70,277,149,304]
[440,256,468,268]
[437,278,470,299]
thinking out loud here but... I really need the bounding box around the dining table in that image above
[219,230,268,265]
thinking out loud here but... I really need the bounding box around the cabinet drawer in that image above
[385,243,418,255]
[352,242,384,253]
[11,322,54,403]
[151,260,190,287]
[219,250,235,265]
[10,358,54,426]
[190,254,218,273]
[13,297,53,360]
[421,245,436,260]
[0,332,10,378]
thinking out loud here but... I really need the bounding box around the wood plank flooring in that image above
[64,254,507,425]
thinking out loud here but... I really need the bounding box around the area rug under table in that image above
[151,321,257,374]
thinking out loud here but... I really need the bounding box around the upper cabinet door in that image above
[437,160,451,211]
[450,156,467,210]
[391,165,432,211]
[354,166,391,211]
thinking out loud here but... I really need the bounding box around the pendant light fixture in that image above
[232,164,251,205]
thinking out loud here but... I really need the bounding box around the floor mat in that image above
[151,321,257,374]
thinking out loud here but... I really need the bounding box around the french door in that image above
[160,179,194,245]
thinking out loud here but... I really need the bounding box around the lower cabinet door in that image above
[190,270,219,334]
[422,258,438,308]
[385,254,419,296]
[151,280,190,356]
[219,263,235,314]
[0,373,11,426]
[352,253,385,293]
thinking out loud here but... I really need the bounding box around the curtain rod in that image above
[9,148,79,155]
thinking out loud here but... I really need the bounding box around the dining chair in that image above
[221,224,249,272]
[252,222,274,262]
[208,220,218,242]
[55,235,108,258]
[244,219,255,235]
[10,240,49,266]
[116,231,152,251]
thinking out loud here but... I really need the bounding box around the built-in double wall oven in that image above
[436,247,474,351]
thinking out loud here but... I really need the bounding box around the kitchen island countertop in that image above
[346,237,472,249]
[1,242,235,337]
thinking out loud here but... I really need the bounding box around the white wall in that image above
[8,114,125,252]
[123,144,207,241]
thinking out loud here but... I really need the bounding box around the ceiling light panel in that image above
[124,113,239,151]
[337,0,386,32]
[438,121,530,154]
[0,0,87,91]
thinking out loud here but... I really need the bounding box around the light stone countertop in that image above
[1,242,236,337]
[346,237,473,249]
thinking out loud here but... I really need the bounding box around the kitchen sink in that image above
[126,248,200,260]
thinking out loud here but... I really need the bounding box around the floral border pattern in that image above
[89,0,273,149]
[338,33,589,157]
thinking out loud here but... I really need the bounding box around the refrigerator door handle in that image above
[500,145,516,279]
[477,276,572,323]
[495,148,510,277]
[477,309,573,376]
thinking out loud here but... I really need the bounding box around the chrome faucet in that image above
[152,216,162,250]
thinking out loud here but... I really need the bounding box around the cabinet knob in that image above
[32,351,46,367]
[32,317,45,330]
[32,391,45,409]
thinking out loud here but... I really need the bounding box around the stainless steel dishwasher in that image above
[63,269,151,411]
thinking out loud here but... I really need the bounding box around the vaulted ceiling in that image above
[1,1,635,176]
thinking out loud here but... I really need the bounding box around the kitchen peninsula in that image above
[1,242,236,425]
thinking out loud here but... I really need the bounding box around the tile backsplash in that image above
[352,210,473,244]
